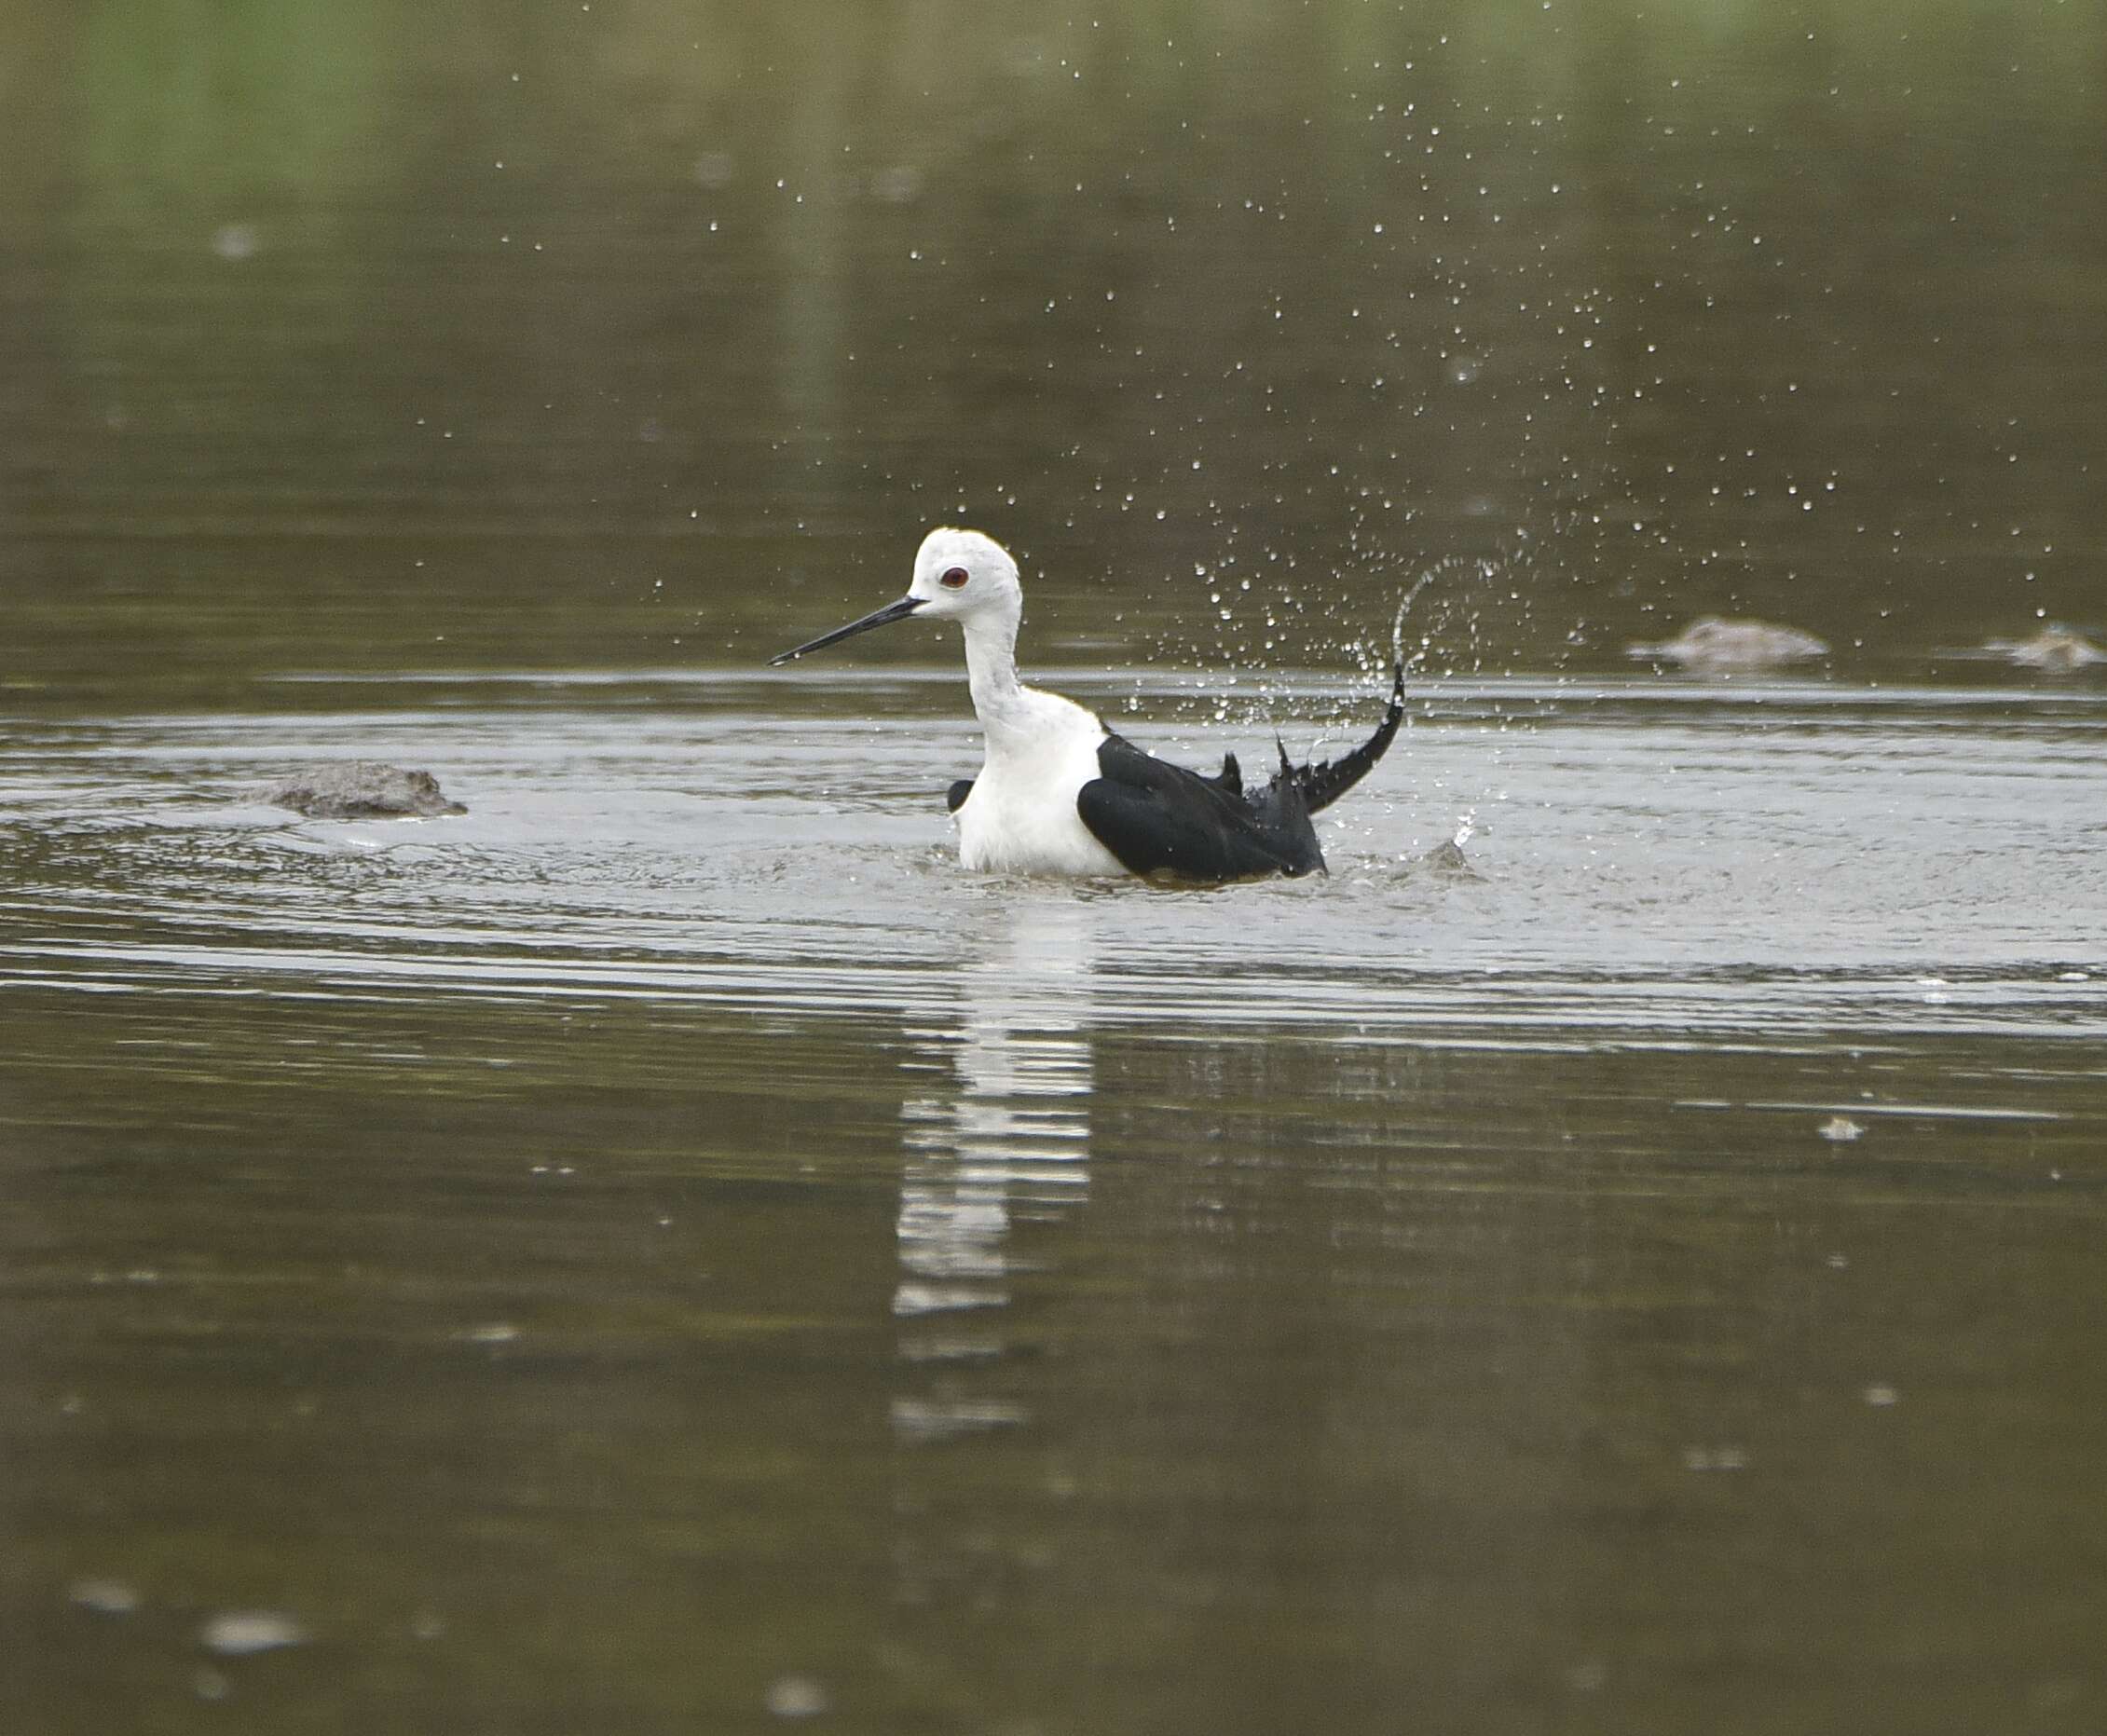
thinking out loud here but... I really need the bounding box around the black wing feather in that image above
[1294,661,1406,813]
[1074,661,1406,885]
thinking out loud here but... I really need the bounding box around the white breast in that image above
[954,688,1126,877]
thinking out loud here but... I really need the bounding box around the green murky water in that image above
[4,4,2104,1732]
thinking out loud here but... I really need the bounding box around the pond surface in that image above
[4,3,2105,1732]
[7,674,2104,1732]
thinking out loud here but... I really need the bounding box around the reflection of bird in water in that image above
[773,527,1405,882]
[1984,626,2106,672]
[892,899,1094,1443]
[1627,616,1828,672]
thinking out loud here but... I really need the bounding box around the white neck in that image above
[965,619,1032,741]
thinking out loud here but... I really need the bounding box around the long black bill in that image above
[769,595,925,665]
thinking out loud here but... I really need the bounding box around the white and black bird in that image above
[771,527,1405,882]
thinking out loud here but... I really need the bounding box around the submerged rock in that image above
[1984,626,2106,672]
[265,761,466,819]
[1627,617,1828,671]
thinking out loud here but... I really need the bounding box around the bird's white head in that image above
[905,527,1022,631]
[770,526,1024,666]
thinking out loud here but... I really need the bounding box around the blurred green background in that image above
[3,0,2101,693]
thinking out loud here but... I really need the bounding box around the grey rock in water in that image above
[1627,616,1828,671]
[1984,626,2106,672]
[265,761,466,819]
[1418,839,1482,881]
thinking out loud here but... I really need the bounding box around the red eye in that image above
[939,567,969,589]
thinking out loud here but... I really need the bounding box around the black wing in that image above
[1074,662,1406,884]
[1077,735,1323,882]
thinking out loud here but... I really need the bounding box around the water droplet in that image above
[200,1611,309,1656]
[69,1579,140,1616]
[765,1676,829,1718]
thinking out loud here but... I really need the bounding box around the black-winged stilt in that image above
[771,527,1405,882]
